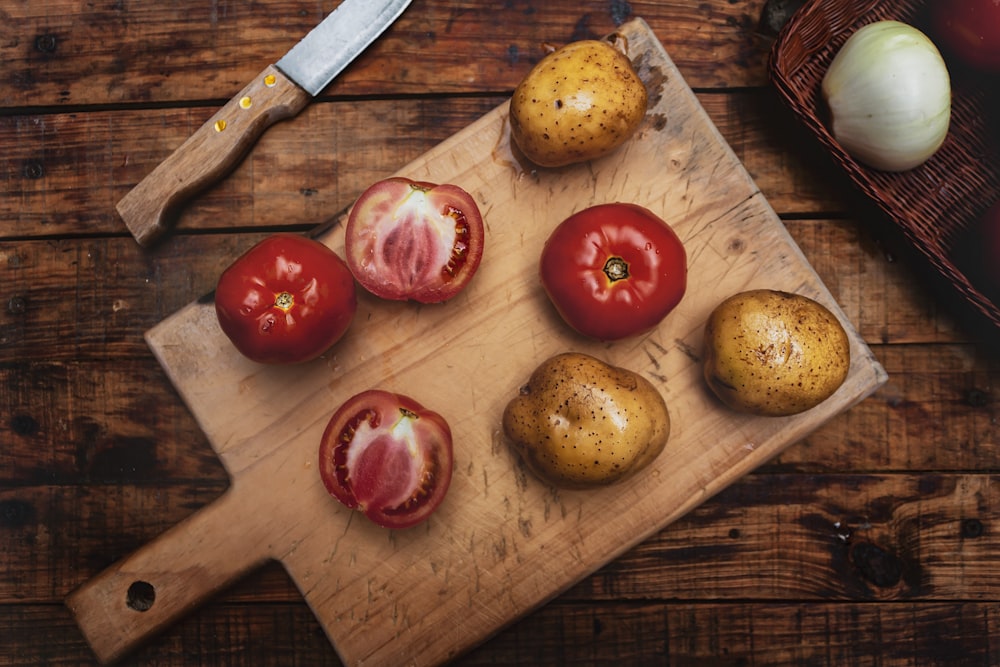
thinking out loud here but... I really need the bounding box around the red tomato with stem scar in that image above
[214,233,357,364]
[540,203,687,341]
[345,177,485,303]
[318,390,454,529]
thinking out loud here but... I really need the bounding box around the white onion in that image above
[822,20,951,172]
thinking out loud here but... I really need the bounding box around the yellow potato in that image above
[502,352,670,489]
[702,290,851,417]
[509,39,647,168]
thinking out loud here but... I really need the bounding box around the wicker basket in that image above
[768,0,1000,330]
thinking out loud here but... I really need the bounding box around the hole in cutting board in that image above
[126,581,156,612]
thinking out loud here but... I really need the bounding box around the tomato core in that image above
[603,256,630,283]
[274,291,294,311]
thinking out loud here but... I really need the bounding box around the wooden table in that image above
[2,1,997,664]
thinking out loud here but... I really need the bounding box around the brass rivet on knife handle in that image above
[116,64,311,247]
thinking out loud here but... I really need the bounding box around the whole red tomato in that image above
[931,1,1000,73]
[215,234,357,364]
[540,203,687,340]
[318,390,454,529]
[345,177,485,304]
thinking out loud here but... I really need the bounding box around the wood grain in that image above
[6,600,998,666]
[116,65,312,246]
[0,93,844,239]
[64,18,886,665]
[6,472,997,605]
[2,1,998,665]
[0,216,977,373]
[1,346,994,499]
[2,1,774,106]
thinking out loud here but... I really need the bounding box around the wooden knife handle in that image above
[65,482,272,664]
[116,64,312,247]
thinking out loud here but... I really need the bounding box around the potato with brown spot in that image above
[702,290,851,416]
[509,39,648,168]
[502,352,670,489]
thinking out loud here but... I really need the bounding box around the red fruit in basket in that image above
[955,200,1000,303]
[977,203,1000,295]
[931,1,1000,73]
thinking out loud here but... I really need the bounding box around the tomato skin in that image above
[982,203,1000,295]
[215,234,357,365]
[540,203,687,341]
[930,1,1000,73]
[955,199,1000,302]
[318,390,454,529]
[345,177,485,304]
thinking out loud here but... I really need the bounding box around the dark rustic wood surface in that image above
[1,1,997,665]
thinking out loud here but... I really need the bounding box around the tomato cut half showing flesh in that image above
[345,177,485,303]
[318,390,454,529]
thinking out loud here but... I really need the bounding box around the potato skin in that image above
[702,290,851,416]
[502,352,670,489]
[509,39,648,168]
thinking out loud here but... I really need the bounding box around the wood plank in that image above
[785,343,1000,471]
[0,97,496,238]
[0,92,846,240]
[0,601,342,666]
[0,484,228,604]
[2,600,996,666]
[0,360,221,485]
[571,472,1000,602]
[5,473,996,604]
[0,215,983,372]
[0,235,242,362]
[1,0,775,109]
[465,600,1000,666]
[1,344,996,491]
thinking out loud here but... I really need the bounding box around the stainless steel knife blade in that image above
[277,0,412,96]
[116,0,413,247]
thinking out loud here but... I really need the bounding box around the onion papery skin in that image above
[822,20,952,172]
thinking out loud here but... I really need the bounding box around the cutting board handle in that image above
[66,482,272,664]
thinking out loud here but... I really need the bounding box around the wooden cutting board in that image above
[67,17,887,666]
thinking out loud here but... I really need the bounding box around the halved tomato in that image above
[345,177,485,303]
[318,389,454,529]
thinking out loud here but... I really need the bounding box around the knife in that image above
[116,0,412,247]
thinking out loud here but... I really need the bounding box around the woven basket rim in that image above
[767,0,1000,330]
